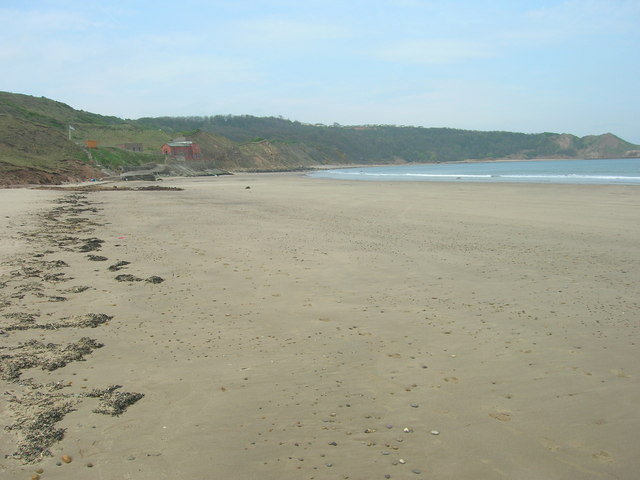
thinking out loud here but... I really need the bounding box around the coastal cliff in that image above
[2,92,638,185]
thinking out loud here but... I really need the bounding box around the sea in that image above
[308,158,640,185]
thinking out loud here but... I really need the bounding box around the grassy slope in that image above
[0,93,173,179]
[0,115,85,171]
[90,147,165,169]
[73,123,172,151]
[0,91,124,129]
[0,114,105,184]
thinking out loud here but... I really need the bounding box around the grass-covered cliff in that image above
[1,91,638,185]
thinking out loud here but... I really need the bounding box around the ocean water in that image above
[309,158,640,185]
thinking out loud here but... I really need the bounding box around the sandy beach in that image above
[1,174,639,479]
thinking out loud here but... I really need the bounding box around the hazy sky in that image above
[2,0,639,142]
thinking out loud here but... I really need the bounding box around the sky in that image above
[1,0,639,143]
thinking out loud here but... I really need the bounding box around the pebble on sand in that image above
[61,454,72,463]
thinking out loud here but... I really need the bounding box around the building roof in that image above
[167,141,194,147]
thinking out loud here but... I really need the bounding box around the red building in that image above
[161,140,201,161]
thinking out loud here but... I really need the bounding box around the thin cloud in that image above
[513,0,640,45]
[223,16,349,50]
[527,0,640,32]
[0,7,105,33]
[376,38,496,65]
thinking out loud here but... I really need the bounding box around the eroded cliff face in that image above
[579,133,639,158]
[0,114,104,186]
[551,132,638,159]
[192,131,337,171]
[0,161,104,187]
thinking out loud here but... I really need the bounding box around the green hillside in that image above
[1,91,639,185]
[0,114,101,185]
[71,123,172,152]
[134,115,640,164]
[0,93,172,183]
[0,91,124,130]
[0,115,83,168]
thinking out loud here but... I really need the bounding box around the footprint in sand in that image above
[592,450,613,463]
[489,412,512,422]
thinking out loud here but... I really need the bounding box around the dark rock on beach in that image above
[108,260,131,272]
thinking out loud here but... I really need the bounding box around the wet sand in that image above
[1,174,639,479]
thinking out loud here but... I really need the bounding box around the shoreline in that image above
[2,156,638,190]
[309,156,640,169]
[2,176,639,479]
[305,157,640,186]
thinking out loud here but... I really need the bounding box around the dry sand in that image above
[1,174,639,479]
